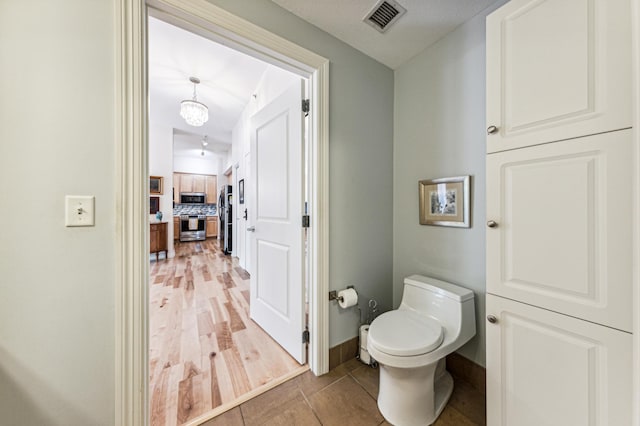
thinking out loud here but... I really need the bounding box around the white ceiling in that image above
[271,0,499,69]
[148,17,269,151]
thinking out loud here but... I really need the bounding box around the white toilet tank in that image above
[400,275,475,335]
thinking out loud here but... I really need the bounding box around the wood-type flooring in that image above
[149,239,303,426]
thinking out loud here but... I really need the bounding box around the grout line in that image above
[299,384,325,425]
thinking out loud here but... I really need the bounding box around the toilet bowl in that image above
[367,275,476,426]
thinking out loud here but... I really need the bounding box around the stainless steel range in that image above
[179,214,206,242]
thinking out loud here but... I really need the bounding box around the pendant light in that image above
[180,77,209,127]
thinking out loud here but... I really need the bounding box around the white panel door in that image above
[486,294,632,426]
[486,129,632,331]
[249,82,305,364]
[486,0,631,153]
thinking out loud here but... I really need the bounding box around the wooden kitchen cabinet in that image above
[150,222,167,258]
[173,173,180,204]
[193,174,206,193]
[179,173,194,194]
[205,175,217,204]
[206,216,218,238]
[173,217,179,240]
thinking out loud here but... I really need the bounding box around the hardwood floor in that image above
[149,239,304,426]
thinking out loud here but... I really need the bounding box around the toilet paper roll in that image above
[338,288,358,308]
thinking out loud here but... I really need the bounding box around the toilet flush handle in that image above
[487,315,498,324]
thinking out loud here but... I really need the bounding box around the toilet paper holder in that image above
[329,285,355,302]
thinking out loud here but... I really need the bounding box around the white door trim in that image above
[115,0,330,424]
[632,0,640,424]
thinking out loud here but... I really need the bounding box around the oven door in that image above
[180,216,206,241]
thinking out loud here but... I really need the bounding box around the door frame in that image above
[115,0,330,424]
[633,0,640,424]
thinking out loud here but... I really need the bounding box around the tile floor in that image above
[201,357,485,426]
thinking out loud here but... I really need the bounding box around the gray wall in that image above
[0,2,393,423]
[393,1,507,367]
[207,0,395,345]
[0,0,115,424]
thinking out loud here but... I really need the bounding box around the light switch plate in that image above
[65,195,95,227]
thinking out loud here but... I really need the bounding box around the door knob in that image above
[487,315,498,324]
[487,220,498,228]
[247,226,255,232]
[487,125,499,135]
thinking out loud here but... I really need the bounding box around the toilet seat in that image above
[369,310,444,356]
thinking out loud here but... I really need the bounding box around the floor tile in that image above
[240,378,303,425]
[295,368,347,398]
[432,405,479,426]
[349,365,379,399]
[308,376,384,426]
[199,407,243,426]
[262,399,322,426]
[448,378,486,425]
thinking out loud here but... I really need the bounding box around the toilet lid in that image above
[369,310,444,356]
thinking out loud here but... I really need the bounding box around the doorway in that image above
[115,0,330,424]
[148,14,310,424]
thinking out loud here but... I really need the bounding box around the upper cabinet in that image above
[486,0,631,153]
[174,172,218,204]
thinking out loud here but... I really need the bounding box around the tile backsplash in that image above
[173,203,217,216]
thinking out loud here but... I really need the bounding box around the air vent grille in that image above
[364,0,406,33]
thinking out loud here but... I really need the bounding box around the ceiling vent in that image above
[363,0,407,33]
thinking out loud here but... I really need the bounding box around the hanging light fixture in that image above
[180,77,208,127]
[201,135,208,156]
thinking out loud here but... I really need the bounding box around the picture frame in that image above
[419,175,471,228]
[150,196,160,214]
[150,175,163,195]
[239,179,245,204]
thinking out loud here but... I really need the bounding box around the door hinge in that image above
[302,99,310,116]
[302,329,310,344]
[302,215,310,228]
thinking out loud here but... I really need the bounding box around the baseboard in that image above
[445,352,486,395]
[328,336,359,370]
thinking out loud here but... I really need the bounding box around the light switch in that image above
[65,195,95,227]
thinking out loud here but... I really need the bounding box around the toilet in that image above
[367,275,476,426]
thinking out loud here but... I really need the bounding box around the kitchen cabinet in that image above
[174,172,217,203]
[486,129,633,332]
[179,173,194,194]
[150,222,167,258]
[206,216,218,238]
[173,217,179,241]
[486,0,631,153]
[486,294,631,426]
[192,174,206,193]
[206,175,217,204]
[173,174,180,204]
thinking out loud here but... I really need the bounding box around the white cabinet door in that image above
[486,294,632,426]
[486,0,631,153]
[486,129,632,331]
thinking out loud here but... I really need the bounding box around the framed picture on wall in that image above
[150,176,163,195]
[239,179,245,204]
[419,175,471,228]
[150,196,160,214]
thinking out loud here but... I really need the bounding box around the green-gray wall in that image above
[393,1,507,367]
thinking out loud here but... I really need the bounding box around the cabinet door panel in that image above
[486,0,631,153]
[486,130,632,331]
[486,294,631,426]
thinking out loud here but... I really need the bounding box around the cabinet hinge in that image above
[302,215,310,228]
[302,99,310,116]
[302,329,310,344]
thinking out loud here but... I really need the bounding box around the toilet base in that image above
[377,359,454,426]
